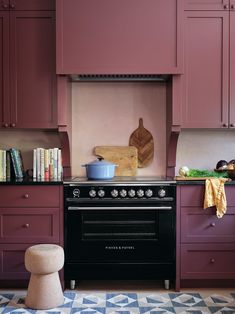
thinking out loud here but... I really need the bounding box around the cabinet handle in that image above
[10,3,15,8]
[23,194,29,199]
[222,123,228,127]
[2,4,8,8]
[11,123,16,127]
[3,123,8,127]
[231,4,235,9]
[210,222,216,227]
[224,4,229,9]
[23,223,30,228]
[210,258,215,263]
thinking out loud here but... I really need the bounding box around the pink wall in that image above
[71,82,167,177]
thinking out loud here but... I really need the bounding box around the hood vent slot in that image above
[70,74,170,82]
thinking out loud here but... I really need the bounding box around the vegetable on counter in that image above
[179,166,229,178]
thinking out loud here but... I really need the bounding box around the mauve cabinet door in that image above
[181,206,235,243]
[0,243,30,280]
[181,244,235,279]
[230,10,235,126]
[10,11,57,128]
[0,185,60,207]
[56,0,183,75]
[0,208,60,243]
[0,11,10,127]
[12,0,55,11]
[184,0,228,10]
[182,11,229,128]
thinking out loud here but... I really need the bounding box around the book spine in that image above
[57,149,62,180]
[53,148,58,180]
[49,148,54,180]
[10,149,19,178]
[44,149,49,181]
[33,149,37,180]
[40,148,45,181]
[36,148,41,180]
[2,150,6,179]
[14,149,23,178]
[6,150,11,179]
[0,150,3,180]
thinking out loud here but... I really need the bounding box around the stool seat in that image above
[25,244,64,310]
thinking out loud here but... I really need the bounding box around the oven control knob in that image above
[128,189,136,198]
[119,189,127,198]
[73,188,80,197]
[137,189,144,198]
[145,189,153,198]
[111,189,118,198]
[89,189,96,198]
[98,189,105,198]
[158,188,166,198]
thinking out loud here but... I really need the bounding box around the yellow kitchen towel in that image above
[204,178,229,218]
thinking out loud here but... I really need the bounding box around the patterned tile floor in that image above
[1,291,235,314]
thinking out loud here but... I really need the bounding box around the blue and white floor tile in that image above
[1,291,235,314]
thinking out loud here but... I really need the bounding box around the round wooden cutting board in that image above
[129,118,154,168]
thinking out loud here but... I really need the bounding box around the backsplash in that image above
[71,82,166,177]
[176,130,235,175]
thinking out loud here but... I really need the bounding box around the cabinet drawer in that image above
[0,208,59,243]
[181,206,235,243]
[180,185,235,207]
[181,244,235,279]
[0,244,31,280]
[0,186,60,208]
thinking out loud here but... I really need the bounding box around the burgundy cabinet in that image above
[184,0,229,10]
[181,5,235,128]
[178,184,235,286]
[0,185,63,283]
[0,1,57,129]
[56,0,183,75]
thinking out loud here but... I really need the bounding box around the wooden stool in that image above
[25,244,64,310]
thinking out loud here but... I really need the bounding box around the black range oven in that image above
[64,177,176,289]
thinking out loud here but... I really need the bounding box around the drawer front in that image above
[181,207,235,243]
[0,186,60,208]
[0,244,31,280]
[181,244,235,279]
[0,208,59,243]
[180,185,235,207]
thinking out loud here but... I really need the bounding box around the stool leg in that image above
[25,272,64,310]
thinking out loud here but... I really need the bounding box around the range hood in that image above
[69,74,170,82]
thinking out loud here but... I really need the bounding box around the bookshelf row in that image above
[0,147,63,181]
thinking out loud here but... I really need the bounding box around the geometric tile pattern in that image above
[1,292,235,314]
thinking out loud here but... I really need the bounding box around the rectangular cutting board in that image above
[94,146,138,176]
[175,176,229,180]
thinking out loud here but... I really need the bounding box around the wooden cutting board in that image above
[175,176,231,181]
[129,118,154,168]
[94,146,138,176]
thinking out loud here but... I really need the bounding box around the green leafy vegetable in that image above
[187,169,228,178]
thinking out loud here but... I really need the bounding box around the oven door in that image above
[65,203,175,263]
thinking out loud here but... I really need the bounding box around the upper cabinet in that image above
[181,3,235,128]
[0,0,57,129]
[56,0,183,75]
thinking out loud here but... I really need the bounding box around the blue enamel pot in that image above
[82,157,117,180]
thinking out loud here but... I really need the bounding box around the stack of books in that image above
[0,148,24,180]
[33,147,63,181]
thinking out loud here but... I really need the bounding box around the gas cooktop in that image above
[64,176,176,185]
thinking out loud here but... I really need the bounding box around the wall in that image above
[71,82,166,177]
[176,130,235,175]
[0,131,61,171]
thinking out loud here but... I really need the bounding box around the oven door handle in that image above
[67,206,173,210]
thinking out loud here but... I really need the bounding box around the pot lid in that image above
[85,157,116,167]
